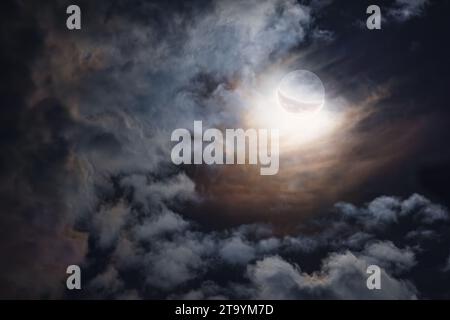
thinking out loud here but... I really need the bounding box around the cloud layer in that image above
[1,0,448,300]
[82,187,449,299]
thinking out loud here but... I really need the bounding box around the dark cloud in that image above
[1,0,450,300]
[387,0,429,22]
[80,177,450,299]
[0,1,89,298]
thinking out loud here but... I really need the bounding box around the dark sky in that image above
[1,0,450,299]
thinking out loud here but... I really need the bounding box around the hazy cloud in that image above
[388,0,429,22]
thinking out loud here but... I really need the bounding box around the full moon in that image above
[277,70,325,114]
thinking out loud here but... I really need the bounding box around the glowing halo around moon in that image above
[276,69,325,115]
[244,68,342,151]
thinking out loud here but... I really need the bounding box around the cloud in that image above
[88,266,124,296]
[361,242,416,274]
[246,251,417,299]
[0,2,90,296]
[3,0,318,298]
[142,233,215,291]
[219,236,255,265]
[387,0,429,22]
[186,0,311,75]
[135,209,189,240]
[76,189,449,299]
[401,193,448,223]
[1,0,447,300]
[93,200,129,249]
[336,193,449,231]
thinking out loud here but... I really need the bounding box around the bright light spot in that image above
[277,70,325,114]
[243,70,341,152]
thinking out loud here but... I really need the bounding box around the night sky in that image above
[1,0,450,299]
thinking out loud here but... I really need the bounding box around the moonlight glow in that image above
[245,69,340,151]
[277,70,325,114]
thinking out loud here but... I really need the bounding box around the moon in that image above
[277,70,325,114]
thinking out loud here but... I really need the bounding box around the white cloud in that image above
[362,241,416,273]
[135,209,189,240]
[336,193,448,230]
[246,252,417,299]
[220,236,256,265]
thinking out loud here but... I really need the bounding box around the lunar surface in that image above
[277,70,325,114]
